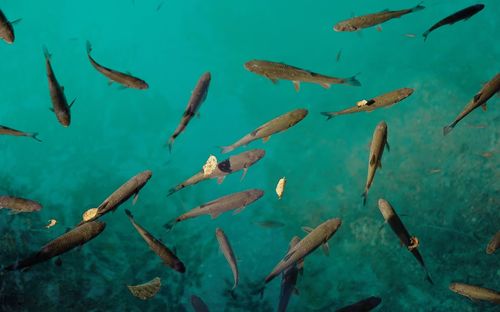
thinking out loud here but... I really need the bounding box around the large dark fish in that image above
[0,125,41,142]
[86,41,148,89]
[191,295,210,312]
[335,296,382,312]
[277,236,303,312]
[43,47,75,127]
[216,228,238,289]
[0,10,18,44]
[3,221,106,271]
[449,283,500,304]
[444,73,500,135]
[334,3,424,32]
[423,4,485,41]
[245,60,360,92]
[322,88,413,120]
[362,121,389,205]
[220,109,308,154]
[167,149,265,196]
[377,199,433,284]
[0,196,42,214]
[168,72,211,151]
[125,209,185,273]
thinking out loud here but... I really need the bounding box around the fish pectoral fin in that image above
[8,210,21,215]
[232,207,245,215]
[270,78,278,84]
[132,192,139,205]
[376,25,383,32]
[262,136,271,143]
[377,160,382,169]
[385,140,390,152]
[217,176,226,184]
[473,92,482,103]
[107,80,114,86]
[321,242,330,256]
[293,81,300,92]
[69,98,76,109]
[481,103,487,111]
[240,168,248,181]
[369,154,377,166]
[11,18,22,25]
[48,107,54,112]
[211,211,222,219]
[319,82,330,89]
[301,226,313,234]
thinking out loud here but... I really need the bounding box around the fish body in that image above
[168,72,211,150]
[486,231,500,254]
[265,218,341,284]
[221,109,307,154]
[43,47,74,127]
[0,196,42,213]
[0,125,41,142]
[449,283,500,304]
[3,221,105,271]
[334,3,425,32]
[125,209,185,273]
[322,88,414,119]
[444,73,500,135]
[215,228,238,289]
[378,199,433,284]
[362,121,389,205]
[244,60,360,91]
[0,10,15,43]
[277,236,303,312]
[191,295,210,312]
[423,4,485,41]
[86,41,148,89]
[167,149,265,196]
[335,296,382,312]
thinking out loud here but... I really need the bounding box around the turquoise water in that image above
[0,0,499,311]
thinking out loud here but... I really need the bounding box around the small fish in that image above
[168,72,211,151]
[378,199,433,284]
[255,220,285,228]
[191,295,210,312]
[220,109,308,153]
[45,219,57,229]
[3,221,106,271]
[215,228,239,289]
[423,4,485,41]
[444,73,500,135]
[277,236,303,312]
[167,149,265,196]
[245,60,360,91]
[127,277,161,300]
[0,125,41,142]
[336,49,342,62]
[334,3,424,32]
[322,88,413,119]
[125,209,185,273]
[276,177,287,200]
[265,218,341,284]
[203,155,218,176]
[449,282,500,304]
[86,41,148,89]
[43,47,75,127]
[486,231,499,254]
[335,296,382,312]
[362,121,389,205]
[0,196,42,214]
[0,10,18,44]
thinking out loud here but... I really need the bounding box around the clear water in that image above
[0,0,499,311]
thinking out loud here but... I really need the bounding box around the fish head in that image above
[333,22,358,32]
[3,24,14,43]
[174,261,186,273]
[138,170,153,183]
[377,198,394,220]
[288,109,308,126]
[323,218,342,240]
[245,149,266,165]
[244,60,265,74]
[376,121,387,134]
[137,80,149,90]
[400,88,414,98]
[56,111,71,127]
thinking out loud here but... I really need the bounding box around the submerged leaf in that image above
[127,277,161,300]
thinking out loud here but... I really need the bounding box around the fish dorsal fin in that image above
[301,226,313,234]
[369,154,377,166]
[322,242,330,256]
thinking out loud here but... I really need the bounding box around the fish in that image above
[125,209,185,273]
[191,295,210,312]
[334,3,425,32]
[377,199,433,284]
[486,231,499,255]
[362,121,389,205]
[43,46,75,127]
[449,282,500,304]
[444,73,500,135]
[265,218,341,284]
[127,277,161,300]
[335,296,382,312]
[255,220,285,228]
[215,228,239,289]
[276,177,287,200]
[321,88,414,120]
[0,125,41,142]
[423,4,485,41]
[220,109,308,153]
[81,170,152,224]
[165,189,263,230]
[0,10,19,44]
[244,60,360,91]
[85,41,148,89]
[3,221,106,271]
[277,236,303,312]
[167,72,211,151]
[167,149,265,196]
[0,196,42,214]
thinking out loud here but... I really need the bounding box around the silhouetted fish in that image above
[277,236,303,312]
[0,10,18,44]
[335,296,382,312]
[0,125,41,142]
[423,4,485,41]
[0,196,42,214]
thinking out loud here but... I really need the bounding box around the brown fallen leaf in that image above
[127,277,161,300]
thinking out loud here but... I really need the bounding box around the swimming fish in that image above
[127,277,161,300]
[0,196,42,214]
[265,218,342,284]
[486,231,499,255]
[275,177,287,200]
[43,46,75,127]
[191,295,210,312]
[215,228,238,289]
[0,125,41,142]
[167,72,211,151]
[125,209,185,273]
[321,88,414,119]
[444,73,500,135]
[86,41,148,89]
[334,3,425,32]
[335,296,382,312]
[167,149,265,196]
[165,189,263,230]
[377,199,433,284]
[244,60,361,91]
[449,282,500,304]
[277,236,303,312]
[362,121,389,205]
[220,109,308,154]
[0,10,18,44]
[423,4,485,41]
[3,221,106,271]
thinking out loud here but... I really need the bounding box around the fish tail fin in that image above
[220,145,234,154]
[425,271,434,285]
[257,285,266,299]
[412,2,425,13]
[167,186,179,197]
[167,137,175,152]
[29,132,42,142]
[422,31,430,41]
[443,124,455,136]
[42,45,51,60]
[361,190,368,206]
[85,40,92,55]
[163,218,178,231]
[124,209,133,219]
[343,73,361,87]
[320,112,335,120]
